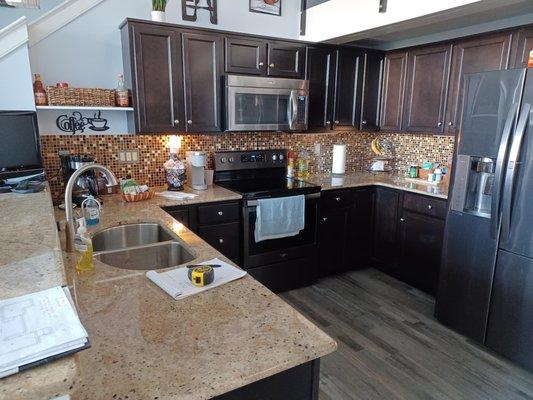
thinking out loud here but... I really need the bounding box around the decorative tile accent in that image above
[41,131,455,204]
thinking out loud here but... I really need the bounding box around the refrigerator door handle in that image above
[491,103,519,239]
[501,103,531,240]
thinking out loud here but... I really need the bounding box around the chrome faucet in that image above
[65,163,118,252]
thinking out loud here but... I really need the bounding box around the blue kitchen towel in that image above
[254,195,305,242]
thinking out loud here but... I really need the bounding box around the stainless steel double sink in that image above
[93,223,194,270]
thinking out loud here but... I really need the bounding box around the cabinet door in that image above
[399,210,445,295]
[347,188,374,268]
[267,41,306,78]
[380,51,408,131]
[318,207,350,277]
[372,188,400,272]
[129,24,184,133]
[403,44,452,134]
[445,32,512,134]
[182,32,223,132]
[306,46,336,130]
[332,48,364,129]
[360,52,384,131]
[225,37,267,75]
[510,26,533,68]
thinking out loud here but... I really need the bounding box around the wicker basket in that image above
[121,191,156,203]
[46,86,116,107]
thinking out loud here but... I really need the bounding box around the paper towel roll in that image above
[332,144,346,175]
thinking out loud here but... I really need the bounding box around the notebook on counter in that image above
[0,286,90,378]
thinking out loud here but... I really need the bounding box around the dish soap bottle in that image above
[81,195,101,226]
[74,218,94,272]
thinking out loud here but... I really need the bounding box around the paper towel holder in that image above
[331,144,347,176]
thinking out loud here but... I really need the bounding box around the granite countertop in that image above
[307,172,449,199]
[1,185,337,400]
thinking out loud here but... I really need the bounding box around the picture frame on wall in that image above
[249,0,281,16]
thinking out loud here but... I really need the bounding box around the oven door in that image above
[242,193,319,268]
[226,86,308,131]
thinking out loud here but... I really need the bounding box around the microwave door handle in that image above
[491,102,519,239]
[501,103,530,240]
[288,90,298,130]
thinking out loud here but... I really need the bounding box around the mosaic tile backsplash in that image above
[41,131,455,204]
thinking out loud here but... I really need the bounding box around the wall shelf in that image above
[36,105,133,111]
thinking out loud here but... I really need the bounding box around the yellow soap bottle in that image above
[74,218,94,272]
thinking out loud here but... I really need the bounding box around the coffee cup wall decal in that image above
[56,110,109,135]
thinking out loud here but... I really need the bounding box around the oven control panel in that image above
[214,150,287,171]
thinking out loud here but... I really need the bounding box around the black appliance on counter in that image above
[214,149,321,293]
[436,68,533,371]
[59,153,100,207]
[0,111,43,184]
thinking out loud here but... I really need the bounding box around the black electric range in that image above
[214,150,321,293]
[213,149,320,199]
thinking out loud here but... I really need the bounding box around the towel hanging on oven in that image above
[254,195,305,242]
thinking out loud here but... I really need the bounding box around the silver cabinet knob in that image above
[280,253,287,258]
[174,119,180,125]
[362,120,367,124]
[218,211,223,216]
[335,197,341,201]
[400,218,405,222]
[448,121,453,126]
[326,121,331,125]
[437,122,443,127]
[322,217,328,222]
[218,238,224,244]
[334,120,340,124]
[259,62,264,67]
[427,204,433,210]
[269,63,275,68]
[187,120,192,124]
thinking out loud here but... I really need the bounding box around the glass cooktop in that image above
[217,177,320,199]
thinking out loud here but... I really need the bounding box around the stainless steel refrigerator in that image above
[436,67,533,371]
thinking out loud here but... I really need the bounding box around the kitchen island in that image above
[0,185,337,400]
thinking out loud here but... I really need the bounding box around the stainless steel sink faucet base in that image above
[64,163,118,252]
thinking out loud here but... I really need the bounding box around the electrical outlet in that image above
[118,150,139,164]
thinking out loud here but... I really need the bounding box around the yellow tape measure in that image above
[187,265,218,287]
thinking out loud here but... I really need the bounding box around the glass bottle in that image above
[115,74,130,107]
[33,73,47,106]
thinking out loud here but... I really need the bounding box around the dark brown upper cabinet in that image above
[402,44,452,134]
[333,48,364,129]
[510,26,533,68]
[306,46,336,130]
[224,36,267,75]
[267,41,306,79]
[182,32,223,132]
[444,32,512,135]
[360,52,384,131]
[122,23,184,134]
[380,51,408,131]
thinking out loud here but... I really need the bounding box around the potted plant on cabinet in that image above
[152,0,167,22]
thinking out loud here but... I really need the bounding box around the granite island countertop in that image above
[307,172,449,199]
[1,185,337,400]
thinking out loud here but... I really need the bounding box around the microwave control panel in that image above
[296,96,307,124]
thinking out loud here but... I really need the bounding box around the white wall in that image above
[302,0,501,42]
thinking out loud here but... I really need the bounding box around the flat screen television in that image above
[0,111,43,181]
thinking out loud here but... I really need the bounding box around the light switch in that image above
[118,150,139,164]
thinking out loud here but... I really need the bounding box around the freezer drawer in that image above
[486,250,533,371]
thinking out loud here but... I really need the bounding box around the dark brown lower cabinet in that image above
[399,210,445,295]
[372,187,401,274]
[347,188,374,267]
[214,359,320,400]
[318,206,350,277]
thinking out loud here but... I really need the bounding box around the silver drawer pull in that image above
[218,211,223,216]
[400,218,405,222]
[427,204,433,210]
[322,217,328,222]
[218,238,224,244]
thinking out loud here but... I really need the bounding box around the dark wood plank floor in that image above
[282,268,533,400]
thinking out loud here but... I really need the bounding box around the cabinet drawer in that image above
[322,189,355,209]
[198,222,240,259]
[402,193,447,219]
[198,202,240,225]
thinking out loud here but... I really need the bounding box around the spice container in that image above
[33,73,47,106]
[529,50,533,68]
[287,151,296,178]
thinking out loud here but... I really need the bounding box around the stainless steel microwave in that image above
[224,75,309,132]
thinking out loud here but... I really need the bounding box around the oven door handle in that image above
[246,192,320,207]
